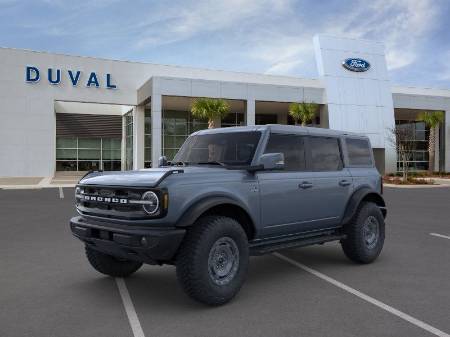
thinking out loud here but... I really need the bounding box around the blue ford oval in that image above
[342,58,370,72]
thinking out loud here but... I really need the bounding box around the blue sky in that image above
[1,0,449,88]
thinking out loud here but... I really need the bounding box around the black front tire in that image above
[341,202,385,264]
[85,246,143,277]
[176,216,249,306]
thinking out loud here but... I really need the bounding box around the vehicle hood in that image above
[78,166,232,187]
[79,168,180,187]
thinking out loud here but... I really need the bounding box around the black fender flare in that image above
[341,186,386,225]
[175,196,255,229]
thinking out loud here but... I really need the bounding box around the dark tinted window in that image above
[346,138,373,166]
[264,134,305,171]
[309,137,343,171]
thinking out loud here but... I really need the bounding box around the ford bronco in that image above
[70,125,386,305]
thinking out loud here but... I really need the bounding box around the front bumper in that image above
[70,216,186,264]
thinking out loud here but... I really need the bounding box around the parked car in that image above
[70,125,386,305]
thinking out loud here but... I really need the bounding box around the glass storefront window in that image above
[56,137,77,148]
[124,111,133,170]
[222,112,245,127]
[56,137,122,172]
[78,138,101,149]
[56,149,77,160]
[395,120,430,172]
[144,106,246,165]
[256,114,277,125]
[144,109,152,168]
[162,110,206,161]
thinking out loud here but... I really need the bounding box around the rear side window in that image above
[264,133,306,171]
[346,138,373,166]
[308,137,343,171]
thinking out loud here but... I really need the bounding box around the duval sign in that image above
[25,66,117,89]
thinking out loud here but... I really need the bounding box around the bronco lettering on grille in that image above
[82,195,128,204]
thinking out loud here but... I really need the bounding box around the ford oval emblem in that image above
[342,58,370,72]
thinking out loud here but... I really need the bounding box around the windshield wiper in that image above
[195,161,228,167]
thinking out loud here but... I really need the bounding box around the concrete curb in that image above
[0,184,76,190]
[384,183,450,189]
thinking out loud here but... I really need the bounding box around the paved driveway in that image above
[0,187,449,337]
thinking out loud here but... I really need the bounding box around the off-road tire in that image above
[176,216,249,306]
[341,201,385,264]
[85,246,143,277]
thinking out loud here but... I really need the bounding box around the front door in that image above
[257,133,317,237]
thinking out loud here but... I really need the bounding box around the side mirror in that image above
[158,156,168,167]
[259,153,284,170]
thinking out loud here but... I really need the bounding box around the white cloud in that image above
[3,0,446,85]
[436,51,450,81]
[246,35,313,75]
[249,0,442,75]
[135,0,293,49]
[324,0,440,70]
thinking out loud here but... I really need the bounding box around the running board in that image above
[249,233,345,256]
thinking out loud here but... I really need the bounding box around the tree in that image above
[417,111,444,173]
[288,102,319,126]
[191,98,230,129]
[387,124,416,181]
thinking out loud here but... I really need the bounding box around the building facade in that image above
[1,35,449,179]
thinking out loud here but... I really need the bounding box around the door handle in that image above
[299,181,313,189]
[339,180,351,187]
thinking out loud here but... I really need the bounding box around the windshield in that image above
[173,131,261,166]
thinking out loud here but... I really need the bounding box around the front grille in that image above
[76,185,153,220]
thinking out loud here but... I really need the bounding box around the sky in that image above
[1,0,449,88]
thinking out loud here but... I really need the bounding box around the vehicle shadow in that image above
[121,254,310,311]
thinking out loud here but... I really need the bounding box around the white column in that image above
[121,114,126,171]
[445,110,450,172]
[313,34,396,174]
[132,106,145,170]
[246,99,255,126]
[151,94,162,168]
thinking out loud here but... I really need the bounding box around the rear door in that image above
[304,136,353,230]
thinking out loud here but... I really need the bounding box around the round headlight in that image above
[75,186,82,197]
[141,191,159,215]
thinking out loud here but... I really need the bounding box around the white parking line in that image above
[273,252,450,337]
[115,278,146,337]
[430,233,450,240]
[58,187,64,199]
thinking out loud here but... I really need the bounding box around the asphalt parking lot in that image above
[0,187,449,337]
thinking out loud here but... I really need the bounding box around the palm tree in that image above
[417,111,444,173]
[289,102,319,126]
[191,98,230,129]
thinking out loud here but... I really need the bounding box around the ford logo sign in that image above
[342,58,370,72]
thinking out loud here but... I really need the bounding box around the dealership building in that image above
[1,35,449,182]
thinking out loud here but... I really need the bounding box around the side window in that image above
[264,133,306,171]
[308,136,343,171]
[346,138,373,166]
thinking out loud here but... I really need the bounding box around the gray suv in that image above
[70,125,386,305]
